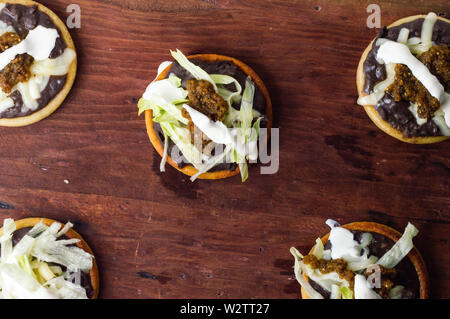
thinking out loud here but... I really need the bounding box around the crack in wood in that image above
[0,201,14,210]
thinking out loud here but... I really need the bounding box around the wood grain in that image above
[0,0,448,299]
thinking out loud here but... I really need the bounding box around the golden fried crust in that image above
[300,221,429,299]
[145,53,273,180]
[0,0,77,127]
[0,217,100,299]
[356,15,450,144]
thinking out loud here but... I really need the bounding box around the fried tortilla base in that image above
[356,15,450,144]
[0,0,77,127]
[145,53,273,180]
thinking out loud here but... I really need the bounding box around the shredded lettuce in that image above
[239,162,249,183]
[159,122,208,171]
[210,74,242,109]
[160,130,169,172]
[170,49,217,91]
[17,255,37,281]
[0,263,59,299]
[239,77,256,139]
[139,77,188,118]
[312,238,324,260]
[168,74,182,88]
[389,285,405,299]
[190,145,233,182]
[376,223,419,269]
[44,276,88,299]
[340,286,353,299]
[0,219,16,263]
[0,219,94,299]
[231,77,261,182]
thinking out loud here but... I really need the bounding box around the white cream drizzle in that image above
[377,41,444,100]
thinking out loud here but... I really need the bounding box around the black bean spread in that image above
[0,4,68,119]
[308,231,419,299]
[153,59,268,172]
[363,18,450,137]
[10,227,94,298]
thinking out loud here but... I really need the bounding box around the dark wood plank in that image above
[0,0,448,298]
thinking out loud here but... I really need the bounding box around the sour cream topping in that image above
[327,225,361,260]
[0,26,59,71]
[182,104,233,145]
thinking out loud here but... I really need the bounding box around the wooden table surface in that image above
[0,0,449,299]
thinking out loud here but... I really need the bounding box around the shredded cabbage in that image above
[160,130,170,172]
[340,286,353,299]
[170,49,217,91]
[376,223,419,269]
[210,74,243,110]
[0,219,16,263]
[311,238,324,259]
[159,121,208,171]
[290,248,324,299]
[389,285,405,299]
[190,145,233,181]
[0,219,94,299]
[138,79,188,124]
